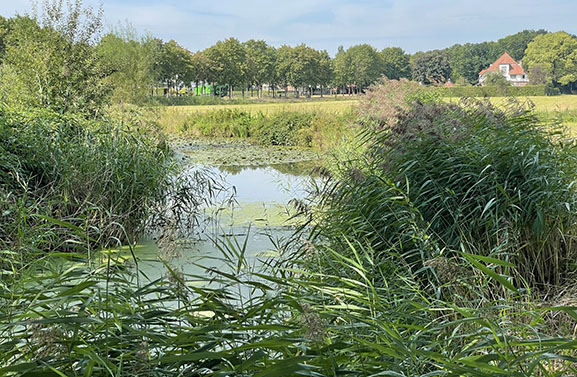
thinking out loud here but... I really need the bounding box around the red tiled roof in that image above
[479,52,526,76]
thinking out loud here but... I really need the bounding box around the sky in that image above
[1,0,577,55]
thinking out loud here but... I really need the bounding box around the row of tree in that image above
[1,6,576,109]
[152,38,412,98]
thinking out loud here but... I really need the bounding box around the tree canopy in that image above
[411,49,451,85]
[380,47,411,80]
[524,32,577,89]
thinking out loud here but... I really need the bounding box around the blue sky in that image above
[1,0,576,55]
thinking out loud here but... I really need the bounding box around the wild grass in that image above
[2,225,577,376]
[320,93,577,289]
[157,100,357,135]
[0,106,211,265]
[168,108,354,149]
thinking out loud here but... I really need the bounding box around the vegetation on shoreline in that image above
[2,1,577,375]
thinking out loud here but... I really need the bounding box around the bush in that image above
[183,109,255,138]
[438,84,549,97]
[0,106,202,263]
[318,95,577,288]
[179,109,352,149]
[253,112,316,146]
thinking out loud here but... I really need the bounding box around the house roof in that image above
[479,52,526,76]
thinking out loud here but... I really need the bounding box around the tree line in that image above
[1,8,576,109]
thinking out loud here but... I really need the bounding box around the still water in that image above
[109,155,318,281]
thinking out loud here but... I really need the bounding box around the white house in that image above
[479,52,529,86]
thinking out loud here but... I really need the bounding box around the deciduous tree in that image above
[97,26,159,103]
[411,49,451,85]
[497,29,547,62]
[524,32,577,91]
[380,47,410,80]
[243,39,275,98]
[157,39,194,92]
[0,0,111,115]
[204,37,246,98]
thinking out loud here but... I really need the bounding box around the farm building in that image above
[479,52,529,86]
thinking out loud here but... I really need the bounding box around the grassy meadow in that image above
[158,95,577,136]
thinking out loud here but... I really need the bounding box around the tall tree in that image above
[157,40,194,93]
[204,37,246,98]
[243,39,275,98]
[497,29,548,62]
[97,26,159,103]
[411,49,451,85]
[0,1,111,115]
[380,47,410,80]
[524,32,577,91]
[189,50,211,86]
[448,42,498,84]
[275,45,293,97]
[333,45,353,94]
[346,44,383,92]
[315,49,334,97]
[290,44,321,97]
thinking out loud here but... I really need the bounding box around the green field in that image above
[164,95,577,116]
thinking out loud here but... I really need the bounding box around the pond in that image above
[107,141,320,281]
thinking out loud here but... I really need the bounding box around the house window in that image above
[500,66,507,74]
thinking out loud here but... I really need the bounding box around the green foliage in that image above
[483,71,511,91]
[179,109,351,148]
[528,64,549,85]
[346,44,383,89]
[439,84,548,97]
[157,39,195,90]
[524,32,577,90]
[97,26,159,104]
[332,44,384,93]
[0,15,12,62]
[0,106,203,263]
[0,12,111,115]
[243,39,276,97]
[496,29,548,62]
[204,38,247,97]
[411,49,451,84]
[380,46,411,80]
[253,112,316,146]
[328,94,577,287]
[448,42,499,84]
[183,109,255,138]
[2,222,577,376]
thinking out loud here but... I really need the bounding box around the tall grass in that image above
[2,226,577,376]
[176,109,353,149]
[0,106,211,264]
[317,82,577,288]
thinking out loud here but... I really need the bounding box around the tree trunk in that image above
[229,85,233,99]
[320,85,324,98]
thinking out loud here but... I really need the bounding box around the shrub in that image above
[0,106,203,262]
[439,84,549,97]
[319,96,577,288]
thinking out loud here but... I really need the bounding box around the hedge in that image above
[438,85,552,97]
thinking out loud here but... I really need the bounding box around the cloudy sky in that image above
[1,0,576,55]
